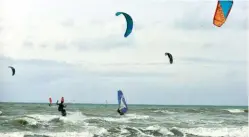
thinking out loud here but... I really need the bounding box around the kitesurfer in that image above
[56,100,67,116]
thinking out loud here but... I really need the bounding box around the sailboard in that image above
[117,90,128,114]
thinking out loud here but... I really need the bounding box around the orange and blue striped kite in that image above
[213,0,233,27]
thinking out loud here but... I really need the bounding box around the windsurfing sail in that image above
[213,0,233,27]
[8,66,15,76]
[117,90,128,114]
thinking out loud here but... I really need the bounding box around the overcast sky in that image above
[0,0,248,105]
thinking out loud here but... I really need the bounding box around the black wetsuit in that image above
[57,101,67,116]
[117,109,124,115]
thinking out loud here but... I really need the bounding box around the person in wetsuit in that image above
[56,100,67,116]
[117,108,124,115]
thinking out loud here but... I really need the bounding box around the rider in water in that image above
[56,100,67,116]
[117,108,124,115]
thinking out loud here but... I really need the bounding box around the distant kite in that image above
[8,66,15,76]
[116,12,133,38]
[165,53,173,64]
[213,0,233,27]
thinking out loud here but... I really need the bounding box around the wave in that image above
[0,131,101,137]
[0,125,247,137]
[98,113,151,123]
[150,107,248,115]
[1,111,89,130]
[179,126,248,137]
[224,109,245,113]
[152,110,175,114]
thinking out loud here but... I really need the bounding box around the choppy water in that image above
[0,103,248,137]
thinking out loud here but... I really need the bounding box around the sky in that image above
[0,0,248,105]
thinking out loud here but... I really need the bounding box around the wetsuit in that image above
[56,100,67,116]
[117,109,124,115]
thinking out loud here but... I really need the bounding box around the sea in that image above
[0,103,248,137]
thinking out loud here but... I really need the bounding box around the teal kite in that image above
[116,12,133,38]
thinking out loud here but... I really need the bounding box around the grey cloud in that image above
[180,57,247,65]
[90,19,107,26]
[173,1,248,30]
[0,27,3,33]
[61,18,74,27]
[73,34,135,51]
[0,56,173,79]
[55,43,68,50]
[0,56,247,105]
[23,41,34,48]
[40,44,48,48]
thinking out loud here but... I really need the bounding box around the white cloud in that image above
[0,0,247,105]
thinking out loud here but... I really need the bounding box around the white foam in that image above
[120,126,129,134]
[0,126,107,137]
[100,113,150,123]
[83,126,108,136]
[27,111,88,124]
[225,109,245,113]
[59,111,87,124]
[153,110,175,114]
[0,111,2,115]
[131,127,154,137]
[145,125,174,136]
[27,114,60,122]
[126,113,150,120]
[179,126,248,137]
[16,117,38,126]
[0,132,94,137]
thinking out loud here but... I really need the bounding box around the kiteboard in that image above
[117,90,128,114]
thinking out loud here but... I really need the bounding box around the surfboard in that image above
[117,90,128,114]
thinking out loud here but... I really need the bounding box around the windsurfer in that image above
[117,108,124,115]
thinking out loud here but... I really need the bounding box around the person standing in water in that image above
[56,97,67,116]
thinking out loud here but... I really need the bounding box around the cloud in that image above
[54,43,68,50]
[173,1,248,30]
[40,44,48,49]
[22,41,34,48]
[61,18,74,27]
[180,57,247,65]
[0,55,247,105]
[72,34,135,51]
[0,0,247,105]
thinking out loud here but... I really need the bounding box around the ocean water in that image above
[0,103,248,137]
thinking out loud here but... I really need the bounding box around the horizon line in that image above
[0,101,247,107]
